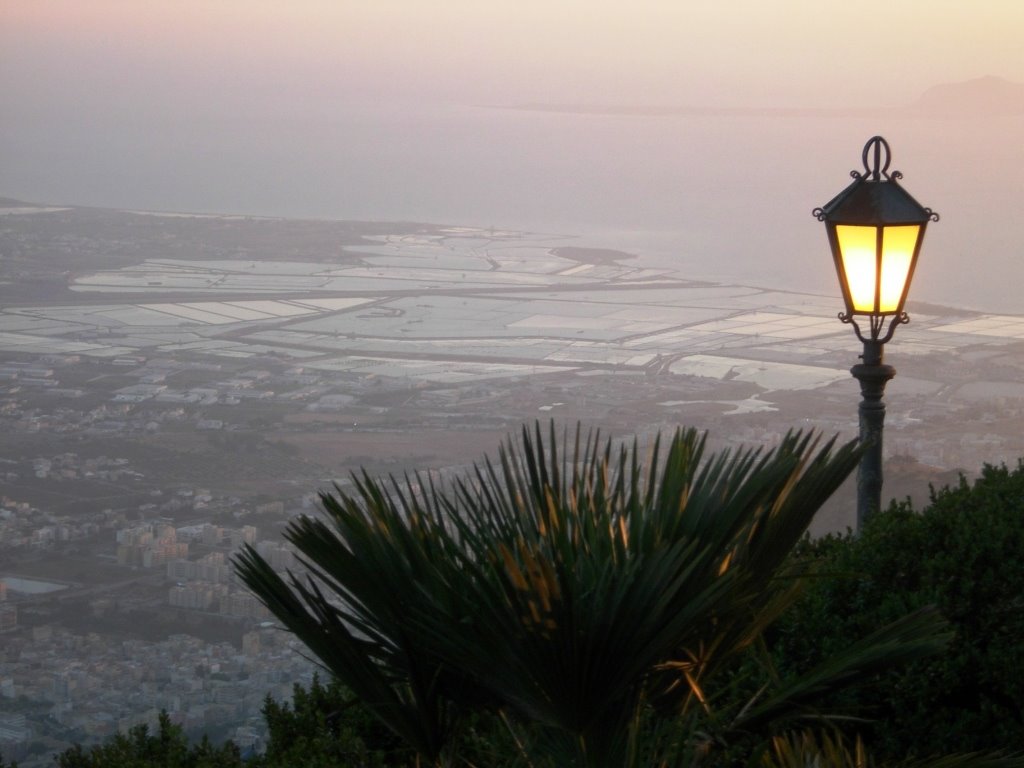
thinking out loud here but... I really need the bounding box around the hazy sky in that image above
[4,0,1024,114]
[3,1,1023,313]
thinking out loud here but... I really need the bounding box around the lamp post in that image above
[814,136,939,530]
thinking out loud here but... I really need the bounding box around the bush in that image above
[235,424,972,766]
[260,674,410,767]
[55,712,243,767]
[775,461,1024,757]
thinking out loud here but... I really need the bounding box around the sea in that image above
[2,101,1021,313]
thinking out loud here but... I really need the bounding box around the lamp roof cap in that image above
[814,136,938,226]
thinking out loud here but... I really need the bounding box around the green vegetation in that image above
[54,713,243,768]
[45,678,397,768]
[234,423,1002,766]
[37,428,1024,766]
[44,676,503,767]
[260,675,409,767]
[774,460,1024,759]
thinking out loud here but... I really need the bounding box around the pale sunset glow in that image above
[3,1,1024,310]
[5,1,1024,107]
[4,2,1024,761]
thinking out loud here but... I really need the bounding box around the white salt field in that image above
[125,211,268,220]
[305,355,571,384]
[557,264,594,276]
[668,355,849,392]
[144,304,255,325]
[0,315,90,333]
[1,576,69,594]
[500,286,771,309]
[510,315,667,333]
[70,238,645,294]
[180,303,278,321]
[99,307,198,326]
[294,298,378,311]
[546,348,656,366]
[0,332,133,356]
[0,207,70,215]
[129,259,335,275]
[114,333,205,346]
[933,315,1024,339]
[3,225,1023,392]
[357,252,492,272]
[246,332,570,362]
[624,329,721,350]
[689,312,844,341]
[659,397,780,415]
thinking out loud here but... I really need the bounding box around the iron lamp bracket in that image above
[838,310,909,345]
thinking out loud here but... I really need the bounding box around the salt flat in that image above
[3,223,1021,393]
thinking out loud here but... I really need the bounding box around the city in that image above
[2,202,1024,763]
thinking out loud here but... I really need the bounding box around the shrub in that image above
[55,712,243,767]
[235,423,968,767]
[775,462,1024,756]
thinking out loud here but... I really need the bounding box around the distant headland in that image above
[496,75,1024,118]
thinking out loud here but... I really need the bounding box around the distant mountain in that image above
[500,76,1024,119]
[0,196,39,207]
[914,75,1024,116]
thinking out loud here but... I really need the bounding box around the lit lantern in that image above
[813,136,939,529]
[814,136,939,344]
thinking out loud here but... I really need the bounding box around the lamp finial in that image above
[860,136,892,181]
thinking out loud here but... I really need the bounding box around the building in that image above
[117,523,188,567]
[169,582,228,611]
[219,591,270,620]
[0,604,16,633]
[0,712,30,761]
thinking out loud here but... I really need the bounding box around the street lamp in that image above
[814,136,939,529]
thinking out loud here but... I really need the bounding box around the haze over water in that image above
[3,1,1023,313]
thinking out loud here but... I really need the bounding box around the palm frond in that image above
[727,607,952,737]
[234,421,957,767]
[758,729,1024,768]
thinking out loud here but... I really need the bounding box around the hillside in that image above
[914,75,1024,115]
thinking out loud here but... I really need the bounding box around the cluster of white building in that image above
[0,624,316,765]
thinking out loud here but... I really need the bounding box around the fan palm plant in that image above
[234,423,953,767]
[759,730,1021,768]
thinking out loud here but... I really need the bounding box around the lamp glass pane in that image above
[880,225,920,312]
[836,225,878,312]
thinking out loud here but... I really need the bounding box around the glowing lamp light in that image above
[813,136,939,529]
[814,136,938,344]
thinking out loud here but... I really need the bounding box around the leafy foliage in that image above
[55,712,243,768]
[49,436,1024,767]
[260,674,410,766]
[760,730,1021,768]
[234,422,965,766]
[774,461,1024,757]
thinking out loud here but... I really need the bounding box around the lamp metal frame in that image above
[813,136,938,529]
[814,136,939,343]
